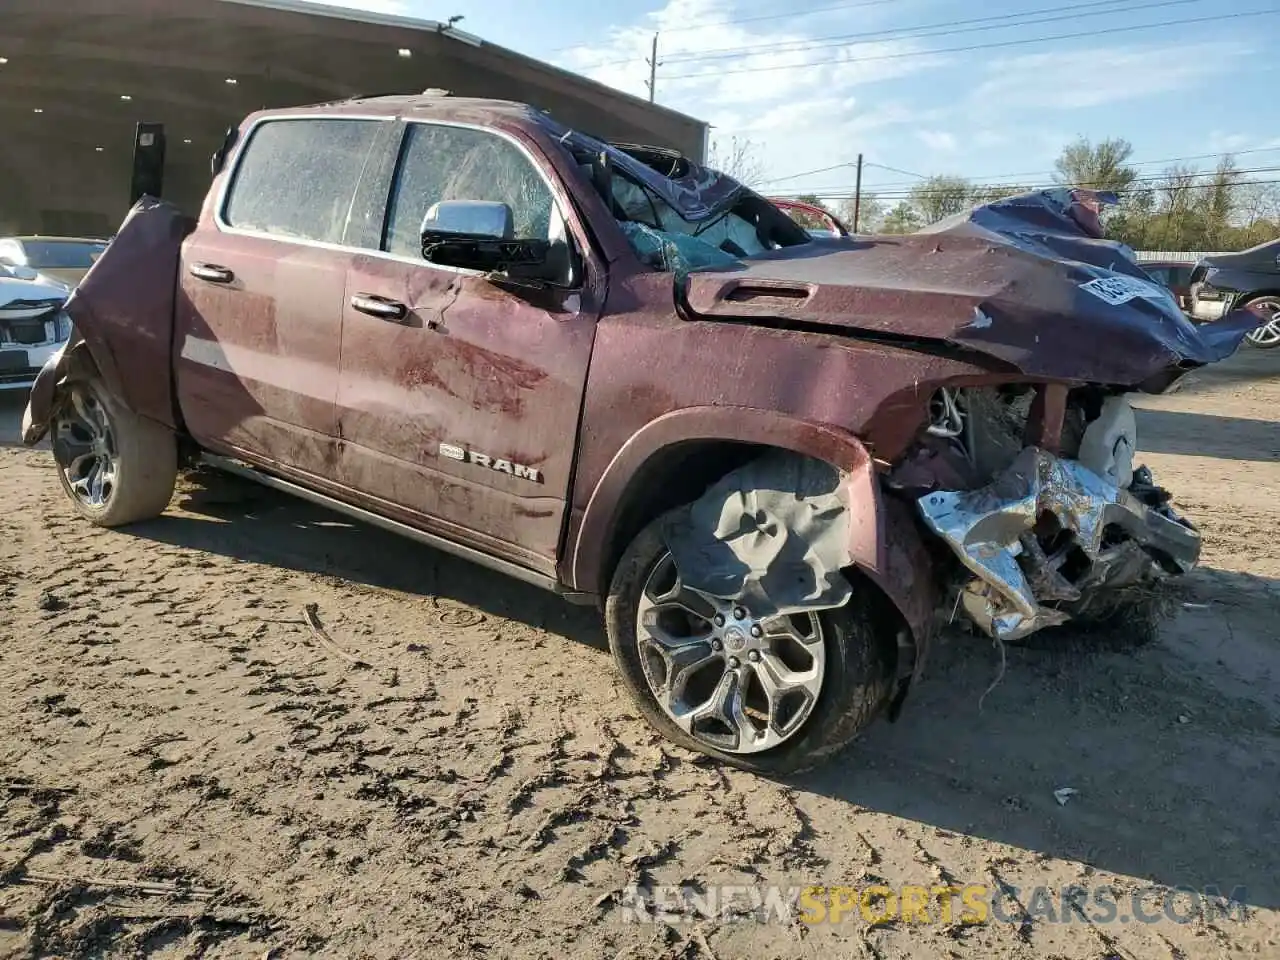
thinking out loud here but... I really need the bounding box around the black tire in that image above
[605,514,897,775]
[52,379,177,528]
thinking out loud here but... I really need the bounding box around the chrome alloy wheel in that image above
[635,553,827,754]
[54,387,118,508]
[1245,298,1280,347]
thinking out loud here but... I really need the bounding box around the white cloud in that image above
[967,40,1253,117]
[554,0,947,183]
[917,130,957,153]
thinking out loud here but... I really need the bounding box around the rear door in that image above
[334,120,602,573]
[176,115,394,480]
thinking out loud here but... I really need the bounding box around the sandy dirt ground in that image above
[0,349,1277,960]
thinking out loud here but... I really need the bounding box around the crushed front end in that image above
[893,383,1199,641]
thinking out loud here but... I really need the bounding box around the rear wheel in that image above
[51,380,177,527]
[605,514,896,774]
[1244,296,1280,349]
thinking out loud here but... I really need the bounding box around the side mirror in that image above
[420,200,554,280]
[421,200,514,241]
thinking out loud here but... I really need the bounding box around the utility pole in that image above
[645,33,659,103]
[852,153,864,233]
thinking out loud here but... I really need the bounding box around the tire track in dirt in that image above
[3,357,1280,960]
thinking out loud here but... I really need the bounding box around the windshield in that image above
[20,240,107,269]
[609,172,777,259]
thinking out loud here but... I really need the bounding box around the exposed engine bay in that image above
[893,385,1198,641]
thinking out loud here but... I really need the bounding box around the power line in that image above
[659,9,1278,80]
[763,146,1280,191]
[773,158,1280,197]
[865,161,928,180]
[774,164,1280,197]
[776,172,1280,202]
[655,0,1198,67]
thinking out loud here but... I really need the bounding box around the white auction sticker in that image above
[1079,275,1165,306]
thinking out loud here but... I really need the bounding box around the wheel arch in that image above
[566,405,941,693]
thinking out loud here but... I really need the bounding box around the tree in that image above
[879,201,924,234]
[1155,164,1200,249]
[1197,156,1240,249]
[970,183,1033,205]
[1053,137,1137,194]
[907,175,976,224]
[835,193,884,233]
[707,136,766,187]
[1237,182,1280,247]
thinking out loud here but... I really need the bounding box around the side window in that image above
[385,123,555,260]
[1145,266,1169,285]
[223,118,383,246]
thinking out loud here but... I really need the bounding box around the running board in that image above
[201,453,592,602]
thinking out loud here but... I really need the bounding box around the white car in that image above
[0,266,72,390]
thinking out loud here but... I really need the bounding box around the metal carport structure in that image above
[0,0,709,236]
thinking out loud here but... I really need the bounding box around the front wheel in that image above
[51,379,177,527]
[605,515,896,774]
[1244,296,1280,349]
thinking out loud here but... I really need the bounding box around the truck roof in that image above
[251,92,564,128]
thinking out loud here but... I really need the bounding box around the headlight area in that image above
[55,309,74,342]
[886,383,1200,641]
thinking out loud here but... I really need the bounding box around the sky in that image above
[311,0,1280,203]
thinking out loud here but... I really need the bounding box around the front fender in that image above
[20,332,89,445]
[567,405,941,660]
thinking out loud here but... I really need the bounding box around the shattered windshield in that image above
[540,117,810,276]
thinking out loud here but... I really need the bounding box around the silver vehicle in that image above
[0,236,108,289]
[0,266,72,390]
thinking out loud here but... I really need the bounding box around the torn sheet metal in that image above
[661,453,854,619]
[535,115,745,223]
[680,187,1259,389]
[916,447,1201,640]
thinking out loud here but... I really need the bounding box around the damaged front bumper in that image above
[916,447,1199,640]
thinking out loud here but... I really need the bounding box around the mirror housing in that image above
[420,200,556,281]
[421,200,514,241]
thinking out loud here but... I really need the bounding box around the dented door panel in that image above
[335,255,597,570]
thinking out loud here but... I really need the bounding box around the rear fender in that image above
[25,197,194,444]
[570,405,941,672]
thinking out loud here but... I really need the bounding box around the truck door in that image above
[334,120,603,575]
[176,115,394,481]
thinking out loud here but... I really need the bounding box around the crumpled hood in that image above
[0,274,67,316]
[680,188,1258,388]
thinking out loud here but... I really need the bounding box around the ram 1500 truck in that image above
[21,94,1263,772]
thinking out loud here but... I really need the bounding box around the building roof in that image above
[0,0,708,234]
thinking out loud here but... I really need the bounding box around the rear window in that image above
[19,240,106,269]
[223,118,383,245]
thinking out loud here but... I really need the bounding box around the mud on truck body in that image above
[21,94,1265,773]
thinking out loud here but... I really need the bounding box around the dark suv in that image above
[19,94,1261,772]
[1188,238,1280,348]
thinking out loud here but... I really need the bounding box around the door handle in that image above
[189,263,234,284]
[350,293,409,322]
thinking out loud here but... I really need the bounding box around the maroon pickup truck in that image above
[20,94,1261,773]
